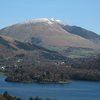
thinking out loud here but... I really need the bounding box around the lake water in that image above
[0,75,100,100]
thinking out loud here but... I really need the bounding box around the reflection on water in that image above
[0,75,100,100]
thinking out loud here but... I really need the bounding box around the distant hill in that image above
[63,25,100,45]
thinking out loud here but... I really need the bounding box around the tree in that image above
[3,91,8,98]
[46,71,50,79]
[60,73,64,80]
[33,96,42,100]
[29,96,34,100]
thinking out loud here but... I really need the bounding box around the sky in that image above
[0,0,100,34]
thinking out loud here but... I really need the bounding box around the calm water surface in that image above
[0,75,100,100]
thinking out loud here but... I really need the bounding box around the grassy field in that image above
[44,45,100,58]
[0,72,5,75]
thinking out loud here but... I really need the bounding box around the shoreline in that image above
[0,73,100,84]
[0,72,5,75]
[5,79,70,84]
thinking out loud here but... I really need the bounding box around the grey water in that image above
[0,75,100,100]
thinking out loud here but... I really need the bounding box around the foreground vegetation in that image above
[0,91,56,100]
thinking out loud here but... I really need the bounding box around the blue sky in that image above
[0,0,100,34]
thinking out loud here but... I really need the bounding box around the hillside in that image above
[0,35,67,63]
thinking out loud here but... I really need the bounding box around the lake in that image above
[0,75,100,100]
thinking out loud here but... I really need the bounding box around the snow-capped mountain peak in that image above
[19,18,53,25]
[50,18,63,24]
[19,18,63,25]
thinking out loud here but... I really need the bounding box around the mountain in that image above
[0,18,99,50]
[0,18,100,58]
[63,25,100,45]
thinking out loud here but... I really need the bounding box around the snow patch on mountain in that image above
[50,18,64,24]
[19,18,53,25]
[18,18,64,25]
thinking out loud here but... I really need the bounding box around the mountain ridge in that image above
[0,18,100,50]
[63,25,100,45]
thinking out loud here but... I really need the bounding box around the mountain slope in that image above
[63,25,100,45]
[0,18,99,49]
[0,35,67,61]
[0,35,19,58]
